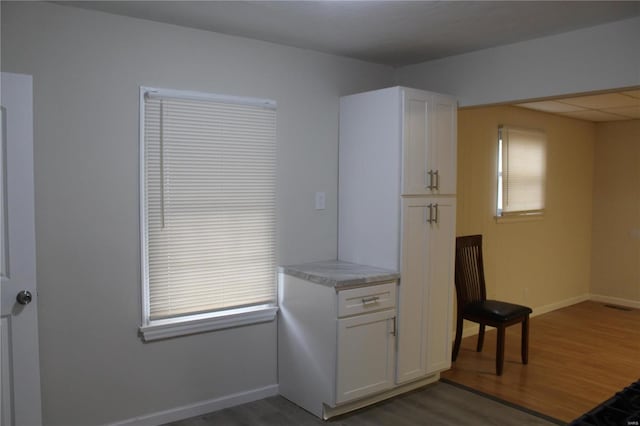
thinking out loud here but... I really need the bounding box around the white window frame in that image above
[495,125,547,223]
[138,86,278,341]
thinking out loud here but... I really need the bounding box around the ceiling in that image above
[65,1,639,67]
[64,1,640,123]
[516,90,640,122]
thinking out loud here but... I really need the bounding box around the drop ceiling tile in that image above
[559,93,640,109]
[561,110,630,122]
[603,106,640,119]
[622,89,640,99]
[517,101,586,113]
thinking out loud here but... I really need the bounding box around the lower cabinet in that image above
[278,265,445,419]
[278,273,400,419]
[397,197,455,384]
[336,309,396,404]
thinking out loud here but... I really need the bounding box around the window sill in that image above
[139,305,278,342]
[494,213,544,224]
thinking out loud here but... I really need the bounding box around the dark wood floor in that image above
[442,301,640,423]
[166,381,556,426]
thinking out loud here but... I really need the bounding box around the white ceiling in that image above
[516,90,640,122]
[65,1,639,67]
[63,1,640,122]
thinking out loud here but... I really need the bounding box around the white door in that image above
[429,94,457,195]
[396,198,429,383]
[0,72,42,426]
[402,89,457,196]
[396,197,455,382]
[402,89,430,196]
[335,310,396,404]
[424,198,455,373]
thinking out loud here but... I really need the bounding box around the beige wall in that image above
[457,106,595,313]
[591,120,640,303]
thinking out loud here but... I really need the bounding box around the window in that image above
[497,125,547,219]
[139,87,278,341]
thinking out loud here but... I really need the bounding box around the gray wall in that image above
[395,16,640,107]
[0,2,393,425]
[3,1,640,425]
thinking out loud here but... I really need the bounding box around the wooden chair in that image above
[452,235,533,376]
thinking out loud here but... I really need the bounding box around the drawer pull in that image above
[361,296,380,305]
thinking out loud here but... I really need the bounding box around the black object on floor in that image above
[569,379,640,426]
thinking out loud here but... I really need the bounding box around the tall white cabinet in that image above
[338,86,457,386]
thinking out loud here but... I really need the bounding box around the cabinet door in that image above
[429,94,457,195]
[402,90,457,196]
[397,197,455,383]
[396,199,429,383]
[335,310,396,404]
[402,90,430,196]
[424,199,455,373]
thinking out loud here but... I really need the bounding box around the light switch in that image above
[315,192,326,210]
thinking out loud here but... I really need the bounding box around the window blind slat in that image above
[500,126,546,215]
[143,93,277,321]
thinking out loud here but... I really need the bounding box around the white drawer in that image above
[337,282,397,318]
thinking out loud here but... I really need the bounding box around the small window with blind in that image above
[139,87,278,341]
[496,125,547,221]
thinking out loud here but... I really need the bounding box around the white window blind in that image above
[498,125,547,216]
[142,88,277,322]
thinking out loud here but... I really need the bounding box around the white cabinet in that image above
[336,309,396,403]
[396,198,455,383]
[339,86,457,271]
[402,89,457,196]
[278,265,401,419]
[338,86,456,387]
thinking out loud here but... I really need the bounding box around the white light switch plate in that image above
[315,192,326,210]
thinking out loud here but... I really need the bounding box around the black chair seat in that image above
[464,300,533,323]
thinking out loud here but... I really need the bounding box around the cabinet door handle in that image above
[434,203,439,224]
[361,296,379,305]
[426,170,434,189]
[426,204,433,224]
[390,316,397,336]
[434,170,440,190]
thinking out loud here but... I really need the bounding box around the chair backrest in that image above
[455,235,487,309]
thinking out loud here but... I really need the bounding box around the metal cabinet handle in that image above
[426,170,440,191]
[390,317,397,336]
[425,204,439,225]
[361,296,380,305]
[426,170,433,189]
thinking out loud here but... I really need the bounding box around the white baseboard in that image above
[590,294,640,310]
[532,293,591,317]
[460,293,591,338]
[107,384,279,426]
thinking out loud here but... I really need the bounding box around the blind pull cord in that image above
[160,99,165,229]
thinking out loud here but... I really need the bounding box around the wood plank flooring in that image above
[166,381,556,426]
[442,301,640,423]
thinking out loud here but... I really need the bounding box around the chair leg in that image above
[521,315,530,365]
[496,325,505,376]
[476,324,485,352]
[452,314,463,362]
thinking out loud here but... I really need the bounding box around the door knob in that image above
[16,290,32,305]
